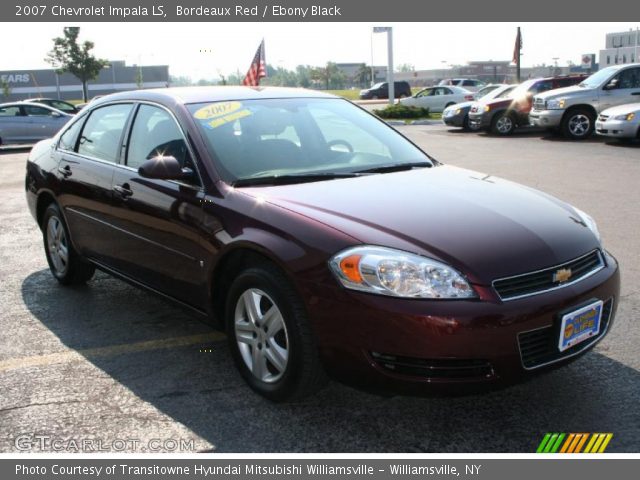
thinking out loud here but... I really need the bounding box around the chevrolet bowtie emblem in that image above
[553,268,572,283]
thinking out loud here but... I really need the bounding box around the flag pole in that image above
[516,26,521,83]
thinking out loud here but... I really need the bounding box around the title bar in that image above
[6,0,640,21]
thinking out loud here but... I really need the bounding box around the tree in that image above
[355,63,372,87]
[0,79,10,100]
[45,27,109,102]
[135,67,144,89]
[311,62,345,90]
[397,63,415,73]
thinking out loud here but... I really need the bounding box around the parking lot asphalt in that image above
[1,126,639,453]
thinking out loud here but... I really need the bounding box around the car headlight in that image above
[329,246,476,299]
[455,108,462,115]
[546,99,566,110]
[614,112,636,121]
[572,207,601,242]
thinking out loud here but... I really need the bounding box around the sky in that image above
[0,22,637,80]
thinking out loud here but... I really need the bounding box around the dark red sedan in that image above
[25,87,620,401]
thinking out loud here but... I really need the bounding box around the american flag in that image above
[512,27,522,64]
[242,40,267,86]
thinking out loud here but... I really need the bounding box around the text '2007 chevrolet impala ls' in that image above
[25,87,620,401]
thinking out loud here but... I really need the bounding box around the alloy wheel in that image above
[568,114,591,137]
[234,288,289,383]
[495,115,514,134]
[46,216,69,275]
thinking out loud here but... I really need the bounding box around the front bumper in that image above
[442,109,467,127]
[468,111,492,130]
[529,109,564,128]
[301,251,620,393]
[596,119,639,138]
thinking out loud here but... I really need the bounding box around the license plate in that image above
[558,300,603,352]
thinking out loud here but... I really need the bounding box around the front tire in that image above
[42,203,95,285]
[562,109,595,140]
[226,264,326,401]
[491,111,516,135]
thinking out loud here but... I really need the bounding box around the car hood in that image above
[445,101,473,111]
[243,166,599,285]
[600,103,640,116]
[482,98,514,109]
[534,85,590,101]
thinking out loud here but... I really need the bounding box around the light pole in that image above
[373,26,394,104]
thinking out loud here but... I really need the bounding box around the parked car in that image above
[443,84,514,130]
[438,78,485,92]
[399,86,475,113]
[530,63,640,139]
[26,87,619,401]
[359,81,412,100]
[23,98,80,114]
[0,102,72,146]
[595,103,640,141]
[468,75,588,135]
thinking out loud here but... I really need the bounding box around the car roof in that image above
[91,86,339,107]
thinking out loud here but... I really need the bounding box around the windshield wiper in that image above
[233,172,361,187]
[354,161,432,174]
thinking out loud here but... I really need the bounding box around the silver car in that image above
[0,102,72,146]
[595,103,640,141]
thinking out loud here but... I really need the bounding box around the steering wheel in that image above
[327,139,354,153]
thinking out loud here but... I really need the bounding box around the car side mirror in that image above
[138,155,190,180]
[604,79,619,90]
[51,111,62,118]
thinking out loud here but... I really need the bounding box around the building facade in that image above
[0,61,169,102]
[599,28,640,67]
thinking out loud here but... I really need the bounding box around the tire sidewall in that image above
[492,111,514,135]
[563,109,595,140]
[42,204,72,282]
[225,268,304,401]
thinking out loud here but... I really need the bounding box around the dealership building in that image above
[599,28,640,67]
[0,61,169,102]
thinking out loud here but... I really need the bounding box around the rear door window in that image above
[0,106,21,117]
[77,104,133,163]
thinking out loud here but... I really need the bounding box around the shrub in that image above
[373,104,430,119]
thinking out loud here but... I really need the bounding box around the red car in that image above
[468,75,588,135]
[25,87,619,401]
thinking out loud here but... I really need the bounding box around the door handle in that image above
[113,183,133,198]
[631,92,640,96]
[57,165,72,177]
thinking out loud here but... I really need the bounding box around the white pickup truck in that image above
[530,63,640,139]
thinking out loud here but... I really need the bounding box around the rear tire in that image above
[226,263,327,402]
[561,109,595,140]
[42,203,95,285]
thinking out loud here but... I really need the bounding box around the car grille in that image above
[370,352,494,380]
[533,98,545,111]
[518,297,614,369]
[493,250,604,301]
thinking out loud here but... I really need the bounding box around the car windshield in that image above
[188,98,432,184]
[494,85,517,99]
[579,67,618,88]
[476,85,499,98]
[506,79,537,99]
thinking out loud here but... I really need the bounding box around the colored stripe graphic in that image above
[537,433,612,453]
